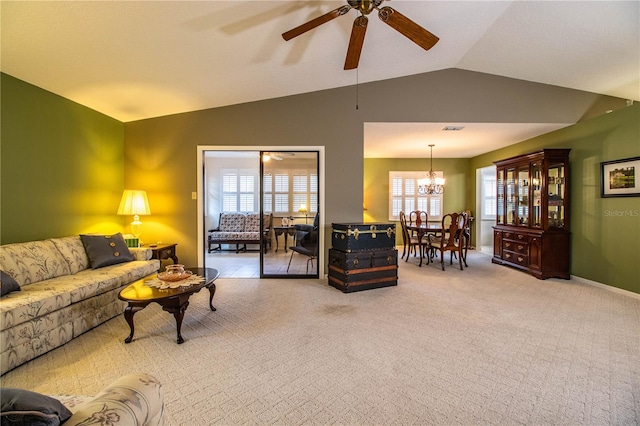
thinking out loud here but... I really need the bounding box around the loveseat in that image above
[1,372,164,425]
[0,235,160,375]
[207,212,272,253]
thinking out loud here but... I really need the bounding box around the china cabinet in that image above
[492,149,571,279]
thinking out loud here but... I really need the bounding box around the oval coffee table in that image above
[118,267,219,344]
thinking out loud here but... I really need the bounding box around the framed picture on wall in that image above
[600,156,640,198]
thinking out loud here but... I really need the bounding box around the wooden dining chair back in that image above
[459,209,472,267]
[411,210,433,255]
[409,210,428,226]
[399,211,410,259]
[399,211,421,261]
[429,212,466,271]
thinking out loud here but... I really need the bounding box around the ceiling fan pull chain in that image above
[356,67,359,110]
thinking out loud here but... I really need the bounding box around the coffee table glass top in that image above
[119,267,219,301]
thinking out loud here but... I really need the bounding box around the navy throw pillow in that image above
[80,233,135,269]
[0,271,20,297]
[0,388,72,426]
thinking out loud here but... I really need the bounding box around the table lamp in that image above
[298,204,309,224]
[117,190,151,241]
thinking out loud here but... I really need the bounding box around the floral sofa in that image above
[0,235,160,375]
[207,212,272,253]
[1,372,164,425]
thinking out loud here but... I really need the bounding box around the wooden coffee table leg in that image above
[174,305,186,344]
[123,303,147,344]
[162,301,189,344]
[207,283,217,311]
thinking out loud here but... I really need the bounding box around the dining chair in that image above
[410,210,437,260]
[287,213,319,273]
[409,210,428,227]
[429,212,466,271]
[399,211,423,261]
[459,209,472,267]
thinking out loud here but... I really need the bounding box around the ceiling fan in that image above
[262,152,283,162]
[282,0,439,70]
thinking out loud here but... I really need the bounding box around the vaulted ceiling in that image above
[2,1,638,157]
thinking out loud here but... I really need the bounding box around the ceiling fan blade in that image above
[344,16,368,70]
[378,6,439,51]
[282,5,351,41]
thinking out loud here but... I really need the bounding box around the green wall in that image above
[0,73,125,243]
[469,104,640,294]
[363,157,471,245]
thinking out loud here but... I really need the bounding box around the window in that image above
[482,175,497,219]
[389,171,443,221]
[221,170,257,212]
[273,173,289,213]
[263,169,317,215]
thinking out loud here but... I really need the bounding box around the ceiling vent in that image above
[442,126,465,131]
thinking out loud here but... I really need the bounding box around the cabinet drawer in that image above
[503,240,528,254]
[503,232,528,241]
[503,251,528,266]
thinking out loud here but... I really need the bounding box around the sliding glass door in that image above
[201,148,321,279]
[260,151,319,278]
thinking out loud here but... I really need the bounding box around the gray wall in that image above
[124,68,627,270]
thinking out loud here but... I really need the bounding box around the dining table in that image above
[406,223,443,267]
[407,221,471,268]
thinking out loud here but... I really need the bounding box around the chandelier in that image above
[417,144,445,195]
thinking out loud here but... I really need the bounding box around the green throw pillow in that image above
[80,233,135,269]
[0,388,72,426]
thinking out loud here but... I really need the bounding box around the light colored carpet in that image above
[2,251,639,425]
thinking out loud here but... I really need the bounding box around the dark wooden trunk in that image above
[329,248,398,269]
[328,248,398,293]
[331,223,396,252]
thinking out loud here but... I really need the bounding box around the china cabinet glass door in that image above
[548,162,566,228]
[506,167,516,225]
[497,168,505,224]
[531,162,542,228]
[517,165,529,226]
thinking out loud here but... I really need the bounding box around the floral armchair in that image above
[61,373,164,425]
[1,373,164,426]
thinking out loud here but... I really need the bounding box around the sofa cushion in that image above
[50,236,90,275]
[129,247,153,261]
[0,259,159,332]
[0,388,72,426]
[245,213,261,232]
[1,271,20,297]
[80,233,134,269]
[209,231,239,241]
[218,213,246,232]
[0,240,71,287]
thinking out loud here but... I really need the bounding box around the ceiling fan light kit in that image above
[282,0,439,70]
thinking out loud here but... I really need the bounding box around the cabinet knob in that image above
[505,242,511,248]
[518,245,524,250]
[518,257,524,262]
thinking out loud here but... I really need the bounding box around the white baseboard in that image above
[571,275,640,300]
